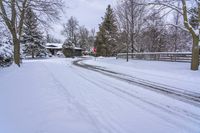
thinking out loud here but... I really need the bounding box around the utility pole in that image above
[125,2,129,62]
[130,0,134,58]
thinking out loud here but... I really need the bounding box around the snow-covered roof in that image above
[46,43,63,49]
[74,47,82,50]
[63,44,82,50]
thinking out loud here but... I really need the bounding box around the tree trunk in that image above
[126,43,129,62]
[191,35,199,70]
[13,37,20,67]
[131,40,134,58]
[32,50,35,58]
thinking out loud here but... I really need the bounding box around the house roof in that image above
[46,43,63,49]
[74,47,82,50]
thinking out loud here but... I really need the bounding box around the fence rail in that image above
[117,52,200,63]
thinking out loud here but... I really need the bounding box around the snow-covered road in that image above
[0,58,200,133]
[74,58,200,107]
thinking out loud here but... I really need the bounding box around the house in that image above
[46,43,63,56]
[62,40,82,57]
[63,47,82,57]
[74,47,82,56]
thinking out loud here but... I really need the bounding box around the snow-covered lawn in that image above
[83,57,200,93]
[0,57,200,133]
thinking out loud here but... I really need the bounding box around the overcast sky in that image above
[50,0,117,41]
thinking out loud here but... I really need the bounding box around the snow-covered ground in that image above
[0,57,200,133]
[83,57,200,93]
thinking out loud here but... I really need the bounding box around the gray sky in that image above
[50,0,117,41]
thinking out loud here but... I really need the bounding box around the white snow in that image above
[83,57,200,93]
[0,57,200,133]
[46,43,63,49]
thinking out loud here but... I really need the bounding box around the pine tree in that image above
[95,5,118,56]
[0,37,13,67]
[21,8,47,58]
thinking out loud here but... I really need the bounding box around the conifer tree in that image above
[95,5,118,56]
[0,37,13,67]
[21,8,47,58]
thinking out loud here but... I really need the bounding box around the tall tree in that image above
[21,8,46,58]
[116,0,147,62]
[78,27,95,52]
[145,0,200,70]
[0,0,63,66]
[167,5,191,52]
[88,28,96,51]
[62,16,79,47]
[142,11,168,52]
[95,5,118,56]
[78,26,89,51]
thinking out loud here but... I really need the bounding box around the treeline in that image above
[1,0,199,70]
[95,1,192,57]
[95,0,200,70]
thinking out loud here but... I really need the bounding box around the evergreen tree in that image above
[21,8,47,58]
[0,37,13,67]
[95,5,118,56]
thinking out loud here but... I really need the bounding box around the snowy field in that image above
[0,57,200,133]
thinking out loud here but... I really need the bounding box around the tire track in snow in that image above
[69,66,127,133]
[72,59,200,126]
[72,66,200,127]
[41,63,110,133]
[73,59,200,107]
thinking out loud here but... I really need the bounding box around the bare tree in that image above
[87,28,96,51]
[62,16,79,46]
[0,0,63,66]
[116,0,146,58]
[143,0,200,70]
[173,2,181,52]
[141,11,168,52]
[166,6,192,52]
[78,26,89,50]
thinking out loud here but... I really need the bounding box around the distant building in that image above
[62,40,82,57]
[46,43,63,56]
[74,47,82,56]
[63,46,82,57]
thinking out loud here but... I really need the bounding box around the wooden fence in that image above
[116,52,200,63]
